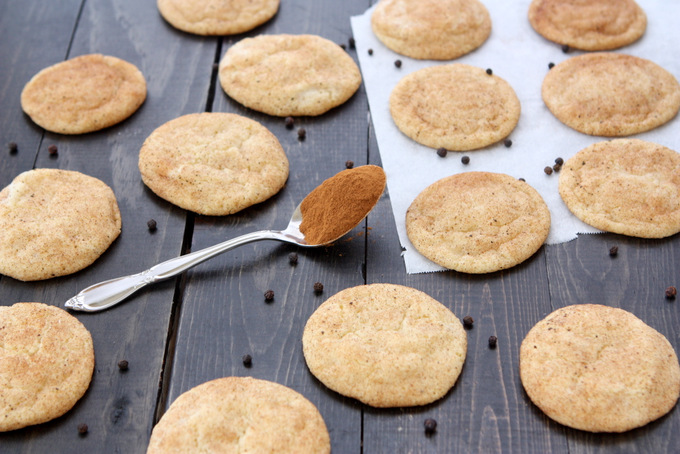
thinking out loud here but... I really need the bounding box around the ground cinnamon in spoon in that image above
[299,165,386,245]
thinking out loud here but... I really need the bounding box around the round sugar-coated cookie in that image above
[558,139,680,238]
[520,304,680,432]
[218,34,362,116]
[390,64,521,151]
[0,169,122,281]
[528,0,646,51]
[371,0,491,60]
[20,54,146,134]
[0,303,95,432]
[542,53,680,136]
[139,112,289,215]
[302,284,467,408]
[157,0,279,36]
[146,377,330,453]
[406,172,550,273]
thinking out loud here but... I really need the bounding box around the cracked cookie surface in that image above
[302,283,467,407]
[520,304,680,432]
[139,112,289,215]
[158,0,279,35]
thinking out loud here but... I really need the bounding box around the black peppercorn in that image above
[48,144,58,156]
[486,68,493,75]
[463,316,474,329]
[424,418,437,435]
[548,62,555,69]
[285,116,295,129]
[461,155,470,165]
[552,163,562,172]
[264,290,274,302]
[544,166,553,175]
[242,354,253,367]
[345,160,354,169]
[8,142,18,154]
[436,147,447,157]
[555,157,564,165]
[368,48,373,56]
[394,59,402,68]
[609,246,619,257]
[297,128,306,140]
[488,336,498,349]
[666,286,677,299]
[117,360,129,371]
[504,139,512,148]
[348,37,356,49]
[313,282,324,294]
[77,423,89,436]
[288,252,298,265]
[147,219,157,232]
[562,44,570,53]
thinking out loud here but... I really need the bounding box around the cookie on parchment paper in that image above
[146,376,330,454]
[528,0,646,51]
[139,112,289,216]
[406,172,550,273]
[0,303,95,432]
[389,64,520,151]
[302,283,467,408]
[558,139,680,238]
[157,0,279,36]
[371,0,491,60]
[218,34,362,116]
[520,304,680,432]
[20,54,146,134]
[0,169,122,281]
[542,53,680,137]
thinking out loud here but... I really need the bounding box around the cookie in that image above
[20,54,146,134]
[542,52,680,136]
[302,284,467,408]
[0,169,122,281]
[218,34,362,116]
[157,0,279,36]
[520,304,680,432]
[406,172,550,273]
[139,112,289,215]
[0,303,95,432]
[558,139,680,238]
[389,64,521,151]
[147,377,330,453]
[528,0,646,51]
[371,0,491,60]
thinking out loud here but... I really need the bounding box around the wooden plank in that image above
[545,234,680,454]
[0,0,82,186]
[1,0,215,452]
[160,1,371,452]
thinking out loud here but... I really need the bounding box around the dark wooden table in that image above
[1,0,678,452]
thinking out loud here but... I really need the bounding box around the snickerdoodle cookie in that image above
[528,0,646,51]
[139,112,289,215]
[406,172,550,273]
[390,64,521,151]
[542,53,680,136]
[21,54,146,134]
[147,377,330,453]
[218,34,362,116]
[0,303,95,432]
[0,169,121,281]
[302,283,467,407]
[157,0,279,35]
[558,139,680,238]
[520,304,680,432]
[371,0,491,60]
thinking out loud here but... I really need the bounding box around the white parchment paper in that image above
[350,0,680,273]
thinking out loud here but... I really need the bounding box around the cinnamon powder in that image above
[299,165,386,245]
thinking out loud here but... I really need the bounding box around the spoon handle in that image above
[64,230,282,312]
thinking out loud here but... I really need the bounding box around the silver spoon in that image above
[64,166,385,312]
